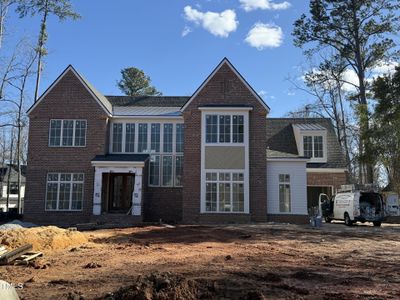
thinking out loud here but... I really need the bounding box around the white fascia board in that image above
[306,168,348,173]
[91,161,145,168]
[267,158,309,162]
[181,58,270,113]
[111,115,183,121]
[198,107,253,112]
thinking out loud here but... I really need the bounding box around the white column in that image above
[93,168,103,215]
[132,167,143,216]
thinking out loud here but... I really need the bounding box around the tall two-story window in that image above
[125,123,135,152]
[46,173,84,211]
[163,124,173,153]
[176,124,184,153]
[162,156,173,186]
[112,123,123,152]
[149,155,160,186]
[151,123,160,153]
[205,114,245,144]
[49,120,87,147]
[138,123,148,153]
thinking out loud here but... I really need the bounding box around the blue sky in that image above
[8,0,313,117]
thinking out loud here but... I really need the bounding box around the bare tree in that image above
[0,0,15,49]
[287,58,356,180]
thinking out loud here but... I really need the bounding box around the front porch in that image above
[91,154,149,222]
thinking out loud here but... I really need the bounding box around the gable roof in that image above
[180,57,270,112]
[0,165,26,183]
[26,65,113,116]
[266,118,347,169]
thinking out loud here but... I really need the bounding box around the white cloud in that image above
[181,26,192,37]
[371,61,398,77]
[245,23,283,50]
[240,0,291,12]
[183,6,238,38]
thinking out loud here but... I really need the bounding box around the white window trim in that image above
[45,173,84,212]
[204,170,245,213]
[278,174,291,214]
[48,119,87,148]
[200,109,250,214]
[293,129,327,163]
[203,112,246,146]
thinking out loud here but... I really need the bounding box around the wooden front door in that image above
[108,173,134,213]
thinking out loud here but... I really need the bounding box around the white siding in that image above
[267,161,307,215]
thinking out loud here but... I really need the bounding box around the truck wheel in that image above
[344,213,353,226]
[325,217,332,223]
[373,221,381,227]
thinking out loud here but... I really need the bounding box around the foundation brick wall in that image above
[143,187,183,223]
[24,70,109,226]
[182,63,268,223]
[307,172,348,192]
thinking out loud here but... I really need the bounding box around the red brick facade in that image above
[307,172,348,192]
[182,63,268,223]
[24,70,109,226]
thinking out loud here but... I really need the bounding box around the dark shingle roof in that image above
[266,118,347,169]
[106,96,189,107]
[92,154,149,162]
[267,149,306,159]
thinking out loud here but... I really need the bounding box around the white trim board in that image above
[306,168,348,173]
[181,58,270,113]
[91,161,146,168]
[26,65,112,116]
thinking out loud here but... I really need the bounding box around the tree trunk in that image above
[34,0,48,102]
[5,128,14,212]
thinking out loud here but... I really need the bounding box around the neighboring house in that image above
[24,58,348,226]
[0,165,26,212]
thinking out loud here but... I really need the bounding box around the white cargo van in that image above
[319,185,385,226]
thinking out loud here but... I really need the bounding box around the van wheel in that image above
[344,213,353,226]
[325,217,332,223]
[373,221,381,227]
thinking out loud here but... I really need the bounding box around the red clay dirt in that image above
[1,222,400,299]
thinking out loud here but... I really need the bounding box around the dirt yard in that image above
[1,222,400,300]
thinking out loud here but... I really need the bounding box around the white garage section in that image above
[267,157,308,216]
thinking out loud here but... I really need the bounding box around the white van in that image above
[320,187,385,227]
[384,192,399,217]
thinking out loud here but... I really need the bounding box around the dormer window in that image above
[303,135,324,158]
[292,124,327,163]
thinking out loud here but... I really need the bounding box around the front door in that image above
[109,173,134,213]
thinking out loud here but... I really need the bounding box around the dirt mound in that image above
[96,272,269,300]
[98,272,203,300]
[0,226,87,251]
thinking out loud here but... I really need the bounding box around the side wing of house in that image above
[24,66,112,225]
[267,118,349,213]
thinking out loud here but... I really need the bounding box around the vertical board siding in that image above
[267,161,307,215]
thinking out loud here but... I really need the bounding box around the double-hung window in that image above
[49,120,87,147]
[279,174,291,213]
[125,123,135,152]
[46,173,84,211]
[205,114,244,144]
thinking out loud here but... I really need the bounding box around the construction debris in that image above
[0,244,32,265]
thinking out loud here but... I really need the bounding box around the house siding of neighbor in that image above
[24,58,348,226]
